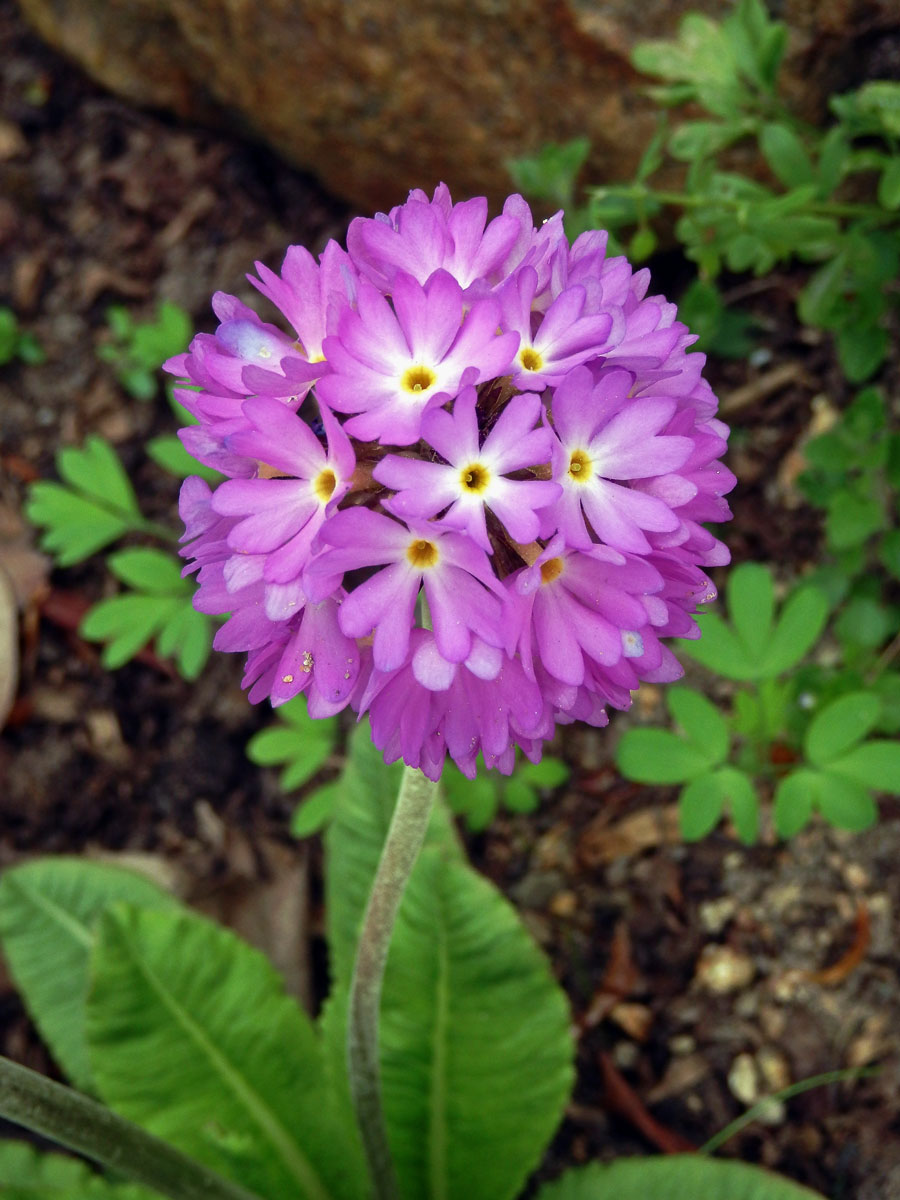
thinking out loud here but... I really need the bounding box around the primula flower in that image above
[169,184,734,779]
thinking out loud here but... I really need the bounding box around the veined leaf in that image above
[379,848,573,1200]
[534,1154,825,1199]
[87,904,365,1200]
[0,858,176,1092]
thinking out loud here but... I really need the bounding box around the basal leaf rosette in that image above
[167,185,734,779]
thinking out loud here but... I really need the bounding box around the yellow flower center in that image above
[567,448,593,484]
[313,468,337,502]
[401,365,437,394]
[406,538,440,569]
[519,347,543,372]
[460,463,490,494]
[540,557,564,585]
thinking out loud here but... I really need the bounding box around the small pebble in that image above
[695,945,756,994]
[728,1053,759,1105]
[757,1046,791,1092]
[699,896,736,935]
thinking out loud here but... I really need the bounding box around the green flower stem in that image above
[347,765,438,1200]
[0,1055,262,1200]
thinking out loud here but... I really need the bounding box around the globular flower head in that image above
[169,184,734,780]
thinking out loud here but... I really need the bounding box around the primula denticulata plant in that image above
[0,188,825,1200]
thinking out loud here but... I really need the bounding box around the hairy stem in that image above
[0,1055,262,1200]
[347,765,439,1200]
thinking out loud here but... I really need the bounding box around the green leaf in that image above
[678,767,759,844]
[534,1154,825,1199]
[836,321,888,384]
[502,777,540,813]
[87,904,365,1200]
[0,858,176,1092]
[878,157,900,209]
[825,488,885,550]
[678,773,726,840]
[805,691,882,765]
[797,253,847,327]
[835,596,893,650]
[0,1140,154,1199]
[727,563,774,659]
[25,437,145,566]
[80,594,183,670]
[773,770,817,838]
[442,764,500,830]
[668,686,730,761]
[759,123,815,188]
[722,766,761,844]
[290,781,339,837]
[668,120,744,162]
[816,772,878,831]
[828,740,900,792]
[378,847,574,1200]
[58,436,141,516]
[246,701,338,792]
[616,728,716,784]
[506,138,590,209]
[107,547,185,593]
[518,755,570,789]
[146,434,223,483]
[759,583,829,677]
[676,613,755,680]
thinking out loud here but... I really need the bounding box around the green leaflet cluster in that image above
[508,0,900,376]
[25,302,219,681]
[616,564,900,843]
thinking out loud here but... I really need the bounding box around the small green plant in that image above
[79,548,211,679]
[255,703,572,838]
[509,0,900,374]
[441,754,570,832]
[798,386,900,639]
[98,300,192,401]
[616,563,900,841]
[246,698,340,836]
[26,433,214,681]
[0,306,45,366]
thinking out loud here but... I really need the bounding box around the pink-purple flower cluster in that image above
[168,186,734,780]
